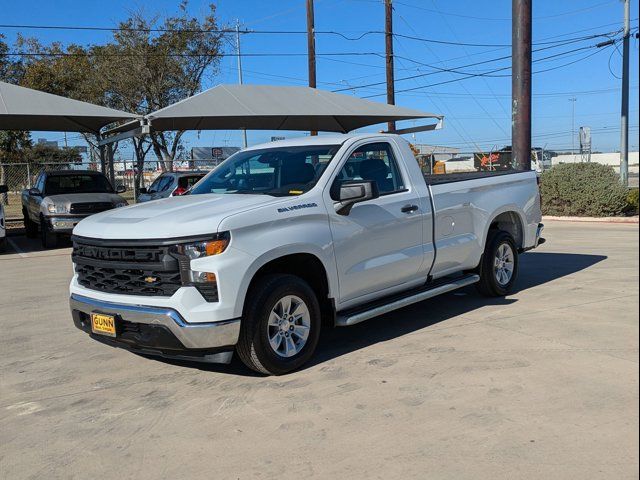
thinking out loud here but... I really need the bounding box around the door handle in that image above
[401,204,419,213]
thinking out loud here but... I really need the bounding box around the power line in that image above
[339,37,623,95]
[3,51,386,58]
[389,0,619,22]
[431,125,639,147]
[374,45,613,98]
[396,85,639,99]
[0,23,625,48]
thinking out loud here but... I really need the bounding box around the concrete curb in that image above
[543,215,639,224]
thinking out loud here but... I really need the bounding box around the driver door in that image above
[327,141,424,304]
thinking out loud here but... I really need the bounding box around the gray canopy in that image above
[0,81,139,133]
[146,84,442,133]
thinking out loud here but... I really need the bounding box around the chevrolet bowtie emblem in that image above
[144,276,158,283]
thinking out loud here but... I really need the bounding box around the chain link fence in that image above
[0,159,222,221]
[1,150,636,223]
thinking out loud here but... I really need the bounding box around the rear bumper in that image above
[535,223,545,247]
[69,294,240,360]
[522,223,545,252]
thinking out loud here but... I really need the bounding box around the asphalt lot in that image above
[0,221,638,479]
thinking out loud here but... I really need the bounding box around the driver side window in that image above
[35,173,46,193]
[338,142,405,195]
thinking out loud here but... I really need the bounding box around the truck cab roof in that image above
[245,133,403,151]
[45,170,105,176]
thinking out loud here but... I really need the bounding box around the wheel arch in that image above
[236,247,337,325]
[484,207,526,250]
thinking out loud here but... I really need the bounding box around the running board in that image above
[335,274,480,327]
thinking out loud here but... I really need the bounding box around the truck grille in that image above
[72,238,183,297]
[69,202,113,215]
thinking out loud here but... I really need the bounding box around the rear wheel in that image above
[23,209,38,238]
[476,230,519,297]
[40,216,57,249]
[237,274,321,375]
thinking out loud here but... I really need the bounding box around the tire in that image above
[40,216,57,249]
[476,229,519,297]
[23,209,38,238]
[236,274,322,375]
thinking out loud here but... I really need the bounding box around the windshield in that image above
[45,174,114,195]
[190,145,341,197]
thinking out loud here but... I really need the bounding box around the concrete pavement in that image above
[0,221,638,479]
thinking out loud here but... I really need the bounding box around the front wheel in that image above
[476,230,519,297]
[237,274,321,375]
[40,216,57,249]
[23,210,38,238]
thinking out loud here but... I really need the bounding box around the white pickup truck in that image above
[69,133,544,375]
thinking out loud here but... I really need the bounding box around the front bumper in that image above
[70,294,240,362]
[46,215,87,233]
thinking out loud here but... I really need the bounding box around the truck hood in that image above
[73,193,281,240]
[45,193,125,204]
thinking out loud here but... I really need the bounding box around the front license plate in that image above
[91,313,116,337]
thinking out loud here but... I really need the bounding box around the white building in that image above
[552,152,639,174]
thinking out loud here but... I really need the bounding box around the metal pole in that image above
[620,0,630,186]
[306,0,317,136]
[385,0,396,132]
[569,97,576,157]
[512,0,532,171]
[236,20,248,149]
[97,134,106,174]
[107,144,115,187]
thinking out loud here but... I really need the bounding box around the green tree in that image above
[15,2,224,187]
[25,144,83,166]
[97,2,224,172]
[0,130,33,203]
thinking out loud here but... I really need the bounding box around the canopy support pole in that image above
[97,135,107,175]
[383,118,443,135]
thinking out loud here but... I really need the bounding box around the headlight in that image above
[174,233,230,302]
[175,232,230,260]
[47,204,68,214]
[113,201,128,208]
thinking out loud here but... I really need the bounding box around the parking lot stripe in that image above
[6,237,28,258]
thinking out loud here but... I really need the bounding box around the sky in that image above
[1,0,638,159]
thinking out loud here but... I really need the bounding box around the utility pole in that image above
[619,0,630,186]
[569,97,577,156]
[511,0,532,171]
[306,0,317,136]
[235,19,248,148]
[385,0,396,132]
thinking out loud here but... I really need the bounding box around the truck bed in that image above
[423,170,526,185]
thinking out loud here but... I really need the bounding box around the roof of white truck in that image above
[246,133,402,151]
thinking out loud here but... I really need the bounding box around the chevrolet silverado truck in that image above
[69,134,544,375]
[22,170,128,248]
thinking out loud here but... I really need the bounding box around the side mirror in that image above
[330,180,379,216]
[28,188,42,197]
[0,185,7,194]
[138,187,148,194]
[116,185,127,193]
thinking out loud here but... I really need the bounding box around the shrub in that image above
[626,188,639,215]
[540,163,629,217]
